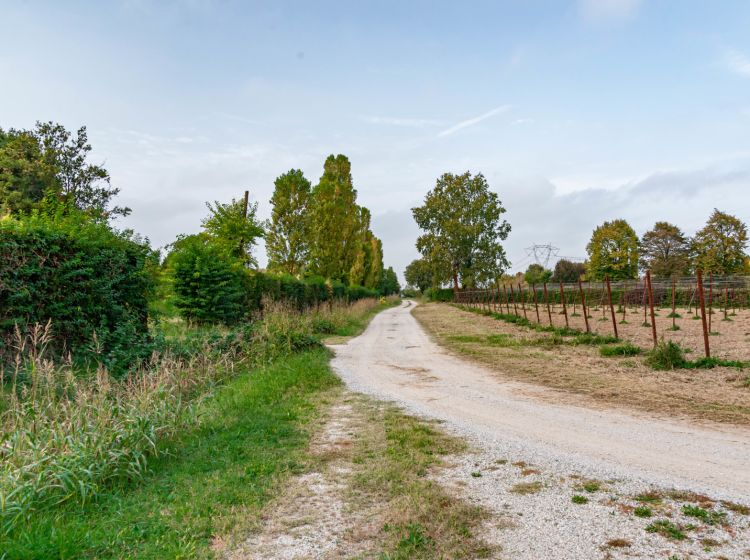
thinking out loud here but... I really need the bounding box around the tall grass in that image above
[0,297,388,537]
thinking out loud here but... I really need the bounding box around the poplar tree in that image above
[266,169,311,275]
[308,154,360,283]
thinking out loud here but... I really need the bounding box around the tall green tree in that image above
[202,196,264,266]
[0,122,128,220]
[692,209,748,275]
[640,221,691,277]
[550,259,587,283]
[524,264,552,285]
[308,155,361,283]
[412,171,510,292]
[266,169,311,275]
[586,219,639,280]
[379,266,401,296]
[364,235,384,290]
[404,258,433,292]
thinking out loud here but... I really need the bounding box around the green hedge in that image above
[167,240,381,326]
[0,214,155,375]
[425,287,454,302]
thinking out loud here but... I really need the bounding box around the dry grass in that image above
[413,303,750,425]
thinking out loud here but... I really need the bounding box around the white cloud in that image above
[577,0,642,24]
[512,118,534,125]
[437,105,511,138]
[361,115,442,127]
[726,49,750,77]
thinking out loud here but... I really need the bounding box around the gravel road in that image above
[330,301,750,502]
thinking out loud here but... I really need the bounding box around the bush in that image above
[0,213,155,375]
[168,235,247,325]
[645,340,686,370]
[425,288,454,302]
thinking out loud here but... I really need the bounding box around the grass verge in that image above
[350,402,495,559]
[1,349,340,559]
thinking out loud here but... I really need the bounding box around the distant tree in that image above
[308,155,361,282]
[364,234,384,290]
[202,196,265,266]
[412,171,510,293]
[640,221,691,277]
[586,219,639,280]
[692,209,748,275]
[266,169,311,275]
[550,259,587,283]
[0,122,128,219]
[404,258,433,292]
[524,263,552,285]
[379,266,400,296]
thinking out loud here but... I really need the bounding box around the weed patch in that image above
[600,342,642,357]
[645,519,687,540]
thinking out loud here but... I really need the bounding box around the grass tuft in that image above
[599,342,641,357]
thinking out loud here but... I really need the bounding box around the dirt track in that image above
[330,301,750,501]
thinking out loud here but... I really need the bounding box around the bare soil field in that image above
[413,303,750,425]
[492,299,750,362]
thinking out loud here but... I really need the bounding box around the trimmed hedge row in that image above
[1,214,155,374]
[167,237,381,325]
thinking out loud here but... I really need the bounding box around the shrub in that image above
[425,288,454,302]
[168,235,247,325]
[645,341,686,370]
[0,213,155,375]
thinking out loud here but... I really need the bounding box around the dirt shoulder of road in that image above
[226,388,498,559]
[413,302,750,426]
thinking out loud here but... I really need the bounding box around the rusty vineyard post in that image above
[532,283,540,323]
[577,280,590,333]
[503,284,510,314]
[697,270,711,358]
[645,270,658,348]
[671,277,677,330]
[605,276,618,339]
[646,270,658,348]
[543,283,553,326]
[642,281,647,325]
[519,283,528,319]
[559,282,569,327]
[708,274,713,333]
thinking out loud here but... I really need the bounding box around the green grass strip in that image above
[1,349,340,560]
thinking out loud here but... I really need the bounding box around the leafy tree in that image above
[0,122,129,220]
[379,266,400,296]
[692,209,748,275]
[412,171,511,293]
[0,128,53,214]
[266,169,311,275]
[586,219,639,280]
[524,264,552,285]
[202,196,264,266]
[308,155,361,283]
[640,222,691,277]
[404,258,434,292]
[550,259,587,283]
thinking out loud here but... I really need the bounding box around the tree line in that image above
[1,122,399,369]
[404,170,749,293]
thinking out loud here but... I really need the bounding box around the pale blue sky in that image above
[2,0,749,277]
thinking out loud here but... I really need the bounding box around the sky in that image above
[2,0,750,280]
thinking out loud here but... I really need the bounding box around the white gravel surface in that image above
[330,301,750,559]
